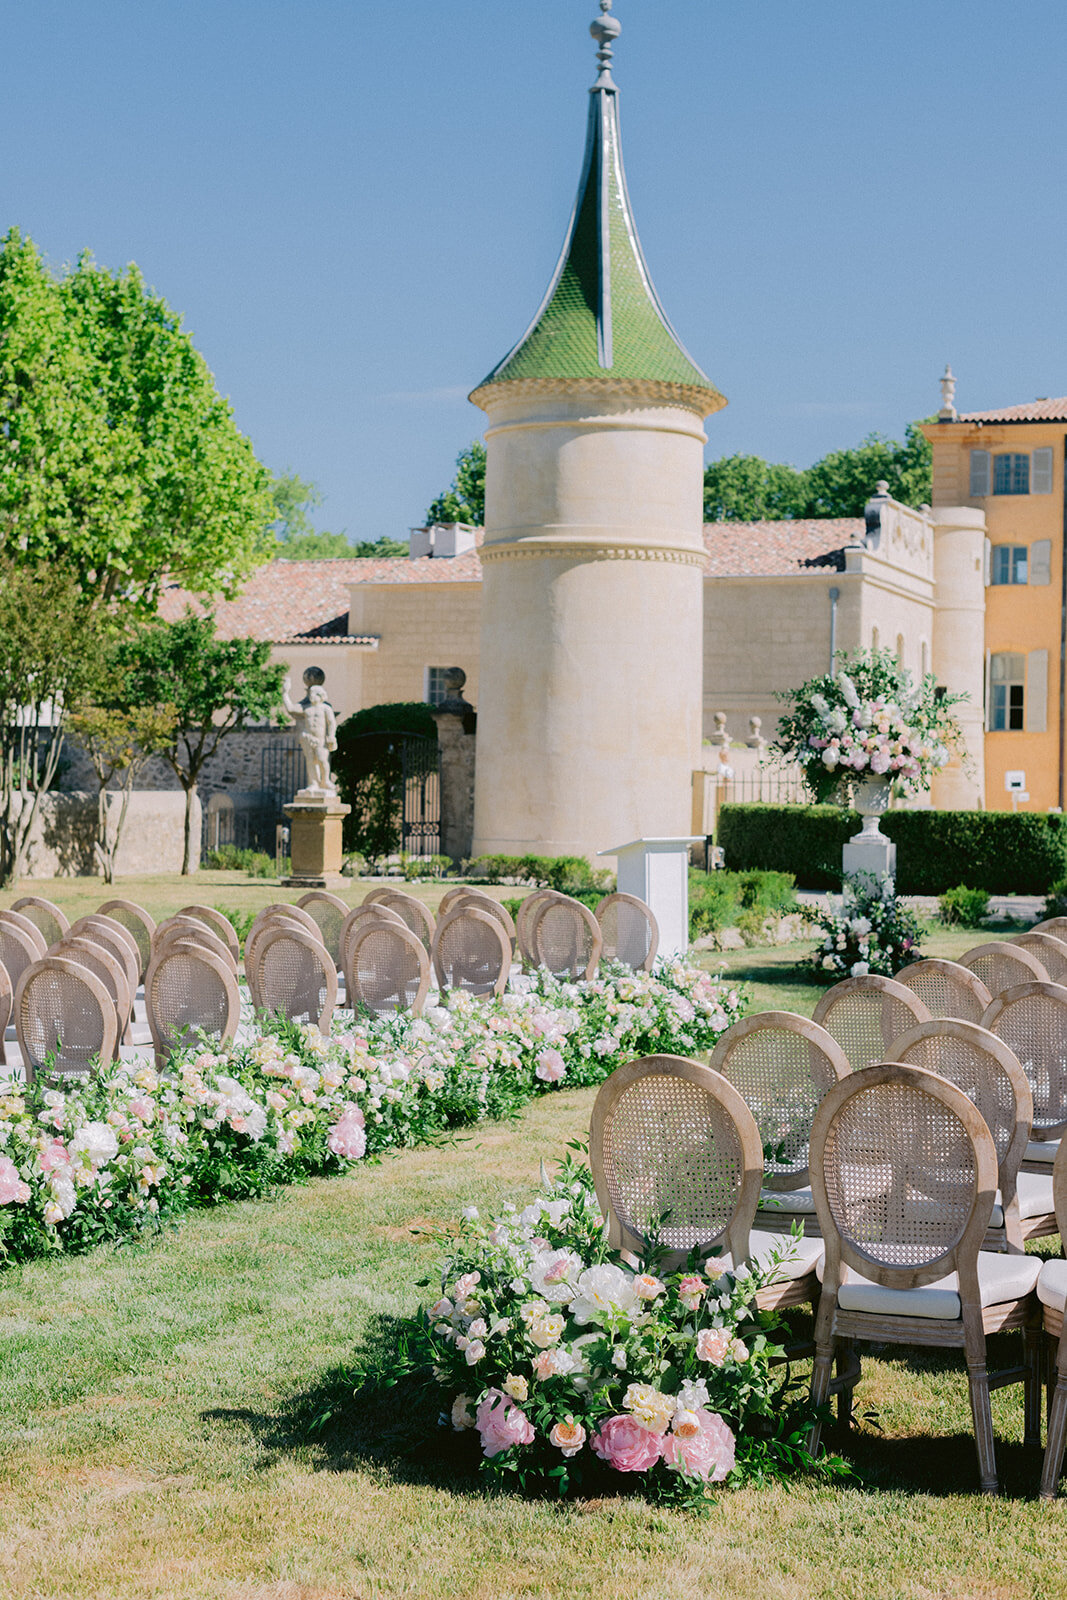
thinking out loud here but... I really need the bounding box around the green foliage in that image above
[68,698,179,884]
[718,803,1067,895]
[202,846,278,878]
[269,471,407,559]
[702,420,933,522]
[1044,878,1067,920]
[400,853,453,881]
[809,873,923,981]
[214,904,257,943]
[688,869,797,943]
[333,702,439,857]
[464,854,613,895]
[0,229,274,608]
[425,440,486,527]
[938,885,991,928]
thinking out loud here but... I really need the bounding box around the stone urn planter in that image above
[843,774,895,881]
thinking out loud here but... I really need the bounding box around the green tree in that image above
[270,470,407,558]
[702,421,934,522]
[703,454,807,521]
[0,559,111,886]
[68,701,179,884]
[0,228,275,608]
[114,613,287,874]
[425,440,485,526]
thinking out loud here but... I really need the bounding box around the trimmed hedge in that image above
[717,804,1067,895]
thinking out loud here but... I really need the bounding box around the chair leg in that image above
[966,1361,998,1495]
[1024,1317,1043,1448]
[1041,1370,1067,1500]
[809,1345,835,1457]
[835,1338,855,1429]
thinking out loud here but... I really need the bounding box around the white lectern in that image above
[598,838,702,959]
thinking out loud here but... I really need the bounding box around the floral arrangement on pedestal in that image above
[372,1155,842,1505]
[809,871,924,981]
[774,649,966,805]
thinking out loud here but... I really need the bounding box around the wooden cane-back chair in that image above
[58,936,133,1044]
[155,918,238,976]
[532,896,603,981]
[811,974,931,1072]
[249,925,338,1031]
[594,892,659,972]
[11,896,69,949]
[431,907,512,998]
[436,885,475,919]
[1012,930,1067,985]
[515,890,568,967]
[339,904,406,980]
[374,890,435,952]
[177,905,241,967]
[0,923,45,1004]
[1032,916,1067,943]
[68,916,141,1005]
[808,1062,1041,1494]
[296,891,349,967]
[958,940,1048,995]
[145,941,240,1069]
[886,1019,1052,1252]
[445,891,517,952]
[1038,1142,1067,1497]
[982,982,1067,1174]
[893,958,993,1024]
[0,958,11,1068]
[97,900,156,981]
[15,956,118,1083]
[344,921,430,1018]
[0,911,47,959]
[245,905,322,984]
[709,1012,851,1237]
[590,1053,822,1307]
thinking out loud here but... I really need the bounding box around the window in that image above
[971,447,1053,496]
[989,653,1025,730]
[426,666,452,706]
[994,453,1029,495]
[991,545,1028,585]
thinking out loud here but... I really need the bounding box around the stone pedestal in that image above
[842,777,896,883]
[598,836,703,958]
[282,795,351,887]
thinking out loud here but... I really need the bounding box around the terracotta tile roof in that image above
[956,397,1067,423]
[702,519,864,577]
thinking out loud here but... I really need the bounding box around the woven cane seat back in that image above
[146,942,240,1066]
[446,891,517,949]
[58,938,132,1036]
[0,923,45,994]
[959,940,1048,995]
[178,906,241,966]
[11,896,69,949]
[812,976,931,1072]
[156,919,236,975]
[345,922,430,1017]
[245,905,321,981]
[982,983,1067,1140]
[893,958,993,1023]
[339,904,405,977]
[532,897,603,980]
[374,891,435,951]
[97,900,155,980]
[709,1012,850,1189]
[811,1063,997,1281]
[0,957,12,1067]
[68,917,140,1001]
[250,926,337,1030]
[516,890,567,966]
[1032,917,1067,943]
[887,1020,1030,1174]
[590,1054,763,1267]
[0,912,47,958]
[16,957,117,1082]
[595,893,659,972]
[431,907,512,997]
[296,891,349,965]
[1013,931,1067,985]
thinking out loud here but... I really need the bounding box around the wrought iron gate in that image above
[399,735,441,857]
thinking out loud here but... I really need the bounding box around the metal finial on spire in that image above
[590,0,621,89]
[939,363,957,421]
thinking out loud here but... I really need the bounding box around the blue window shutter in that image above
[1033,447,1054,494]
[970,450,991,495]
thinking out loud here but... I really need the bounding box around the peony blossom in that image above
[535,1049,566,1084]
[570,1263,639,1324]
[632,1273,665,1301]
[677,1274,704,1311]
[475,1389,535,1458]
[623,1383,675,1436]
[0,1155,30,1205]
[503,1374,528,1402]
[549,1418,586,1458]
[591,1414,663,1473]
[69,1122,118,1168]
[328,1106,367,1160]
[451,1394,475,1430]
[696,1327,733,1366]
[662,1409,736,1482]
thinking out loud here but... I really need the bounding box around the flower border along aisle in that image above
[373,1155,841,1506]
[0,961,745,1262]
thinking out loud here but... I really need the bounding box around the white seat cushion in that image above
[758,1185,816,1214]
[718,1229,823,1285]
[816,1250,1040,1320]
[1037,1259,1067,1313]
[1025,1139,1060,1165]
[987,1170,1056,1227]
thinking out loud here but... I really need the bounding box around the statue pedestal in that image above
[281,795,351,887]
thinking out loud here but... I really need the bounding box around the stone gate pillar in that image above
[431,668,477,866]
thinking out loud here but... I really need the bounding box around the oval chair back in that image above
[177,905,241,968]
[339,904,406,981]
[590,1053,763,1272]
[531,896,602,981]
[709,1011,851,1192]
[1031,916,1067,943]
[97,900,156,981]
[249,925,338,1031]
[58,936,132,1043]
[296,891,349,967]
[443,891,516,952]
[155,918,237,975]
[67,916,141,1004]
[515,889,568,967]
[431,907,512,998]
[958,940,1048,995]
[11,896,69,949]
[811,974,931,1071]
[145,941,241,1069]
[15,956,118,1084]
[0,922,46,999]
[892,958,993,1024]
[373,890,435,952]
[0,957,11,1067]
[344,921,430,1018]
[594,892,659,973]
[1013,931,1067,985]
[245,905,322,984]
[982,981,1067,1143]
[0,911,47,958]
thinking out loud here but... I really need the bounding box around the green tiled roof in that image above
[477,82,723,403]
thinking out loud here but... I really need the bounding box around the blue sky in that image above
[4,1,1066,542]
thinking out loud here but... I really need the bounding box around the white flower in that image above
[69,1122,119,1167]
[451,1394,475,1430]
[570,1264,639,1324]
[528,1248,582,1303]
[462,1206,479,1222]
[611,1346,628,1370]
[677,1377,709,1411]
[464,1340,486,1365]
[850,961,870,977]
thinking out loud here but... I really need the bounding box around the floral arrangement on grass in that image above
[367,1154,840,1505]
[809,872,923,980]
[774,648,965,804]
[0,960,746,1263]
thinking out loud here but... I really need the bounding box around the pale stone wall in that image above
[268,644,370,723]
[348,581,482,709]
[432,701,477,864]
[15,791,200,879]
[931,506,987,808]
[59,728,299,805]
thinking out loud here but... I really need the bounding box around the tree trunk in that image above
[182,781,198,875]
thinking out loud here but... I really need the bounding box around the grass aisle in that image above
[2,1081,1066,1600]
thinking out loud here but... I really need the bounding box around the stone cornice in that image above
[469,375,726,418]
[478,539,707,569]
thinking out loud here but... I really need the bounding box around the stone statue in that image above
[283,667,338,797]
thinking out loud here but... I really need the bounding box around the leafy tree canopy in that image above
[703,421,933,522]
[0,229,276,608]
[425,440,485,527]
[270,470,407,558]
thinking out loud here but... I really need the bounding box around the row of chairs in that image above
[591,1047,1067,1497]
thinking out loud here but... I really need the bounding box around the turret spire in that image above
[591,1,621,89]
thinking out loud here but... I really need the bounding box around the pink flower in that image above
[0,1156,30,1206]
[535,1049,566,1084]
[327,1106,366,1160]
[662,1409,735,1482]
[549,1419,587,1457]
[38,1141,70,1175]
[591,1414,664,1474]
[127,1097,154,1123]
[695,1327,732,1366]
[475,1389,535,1458]
[677,1274,704,1311]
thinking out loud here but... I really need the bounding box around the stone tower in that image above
[469,2,725,861]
